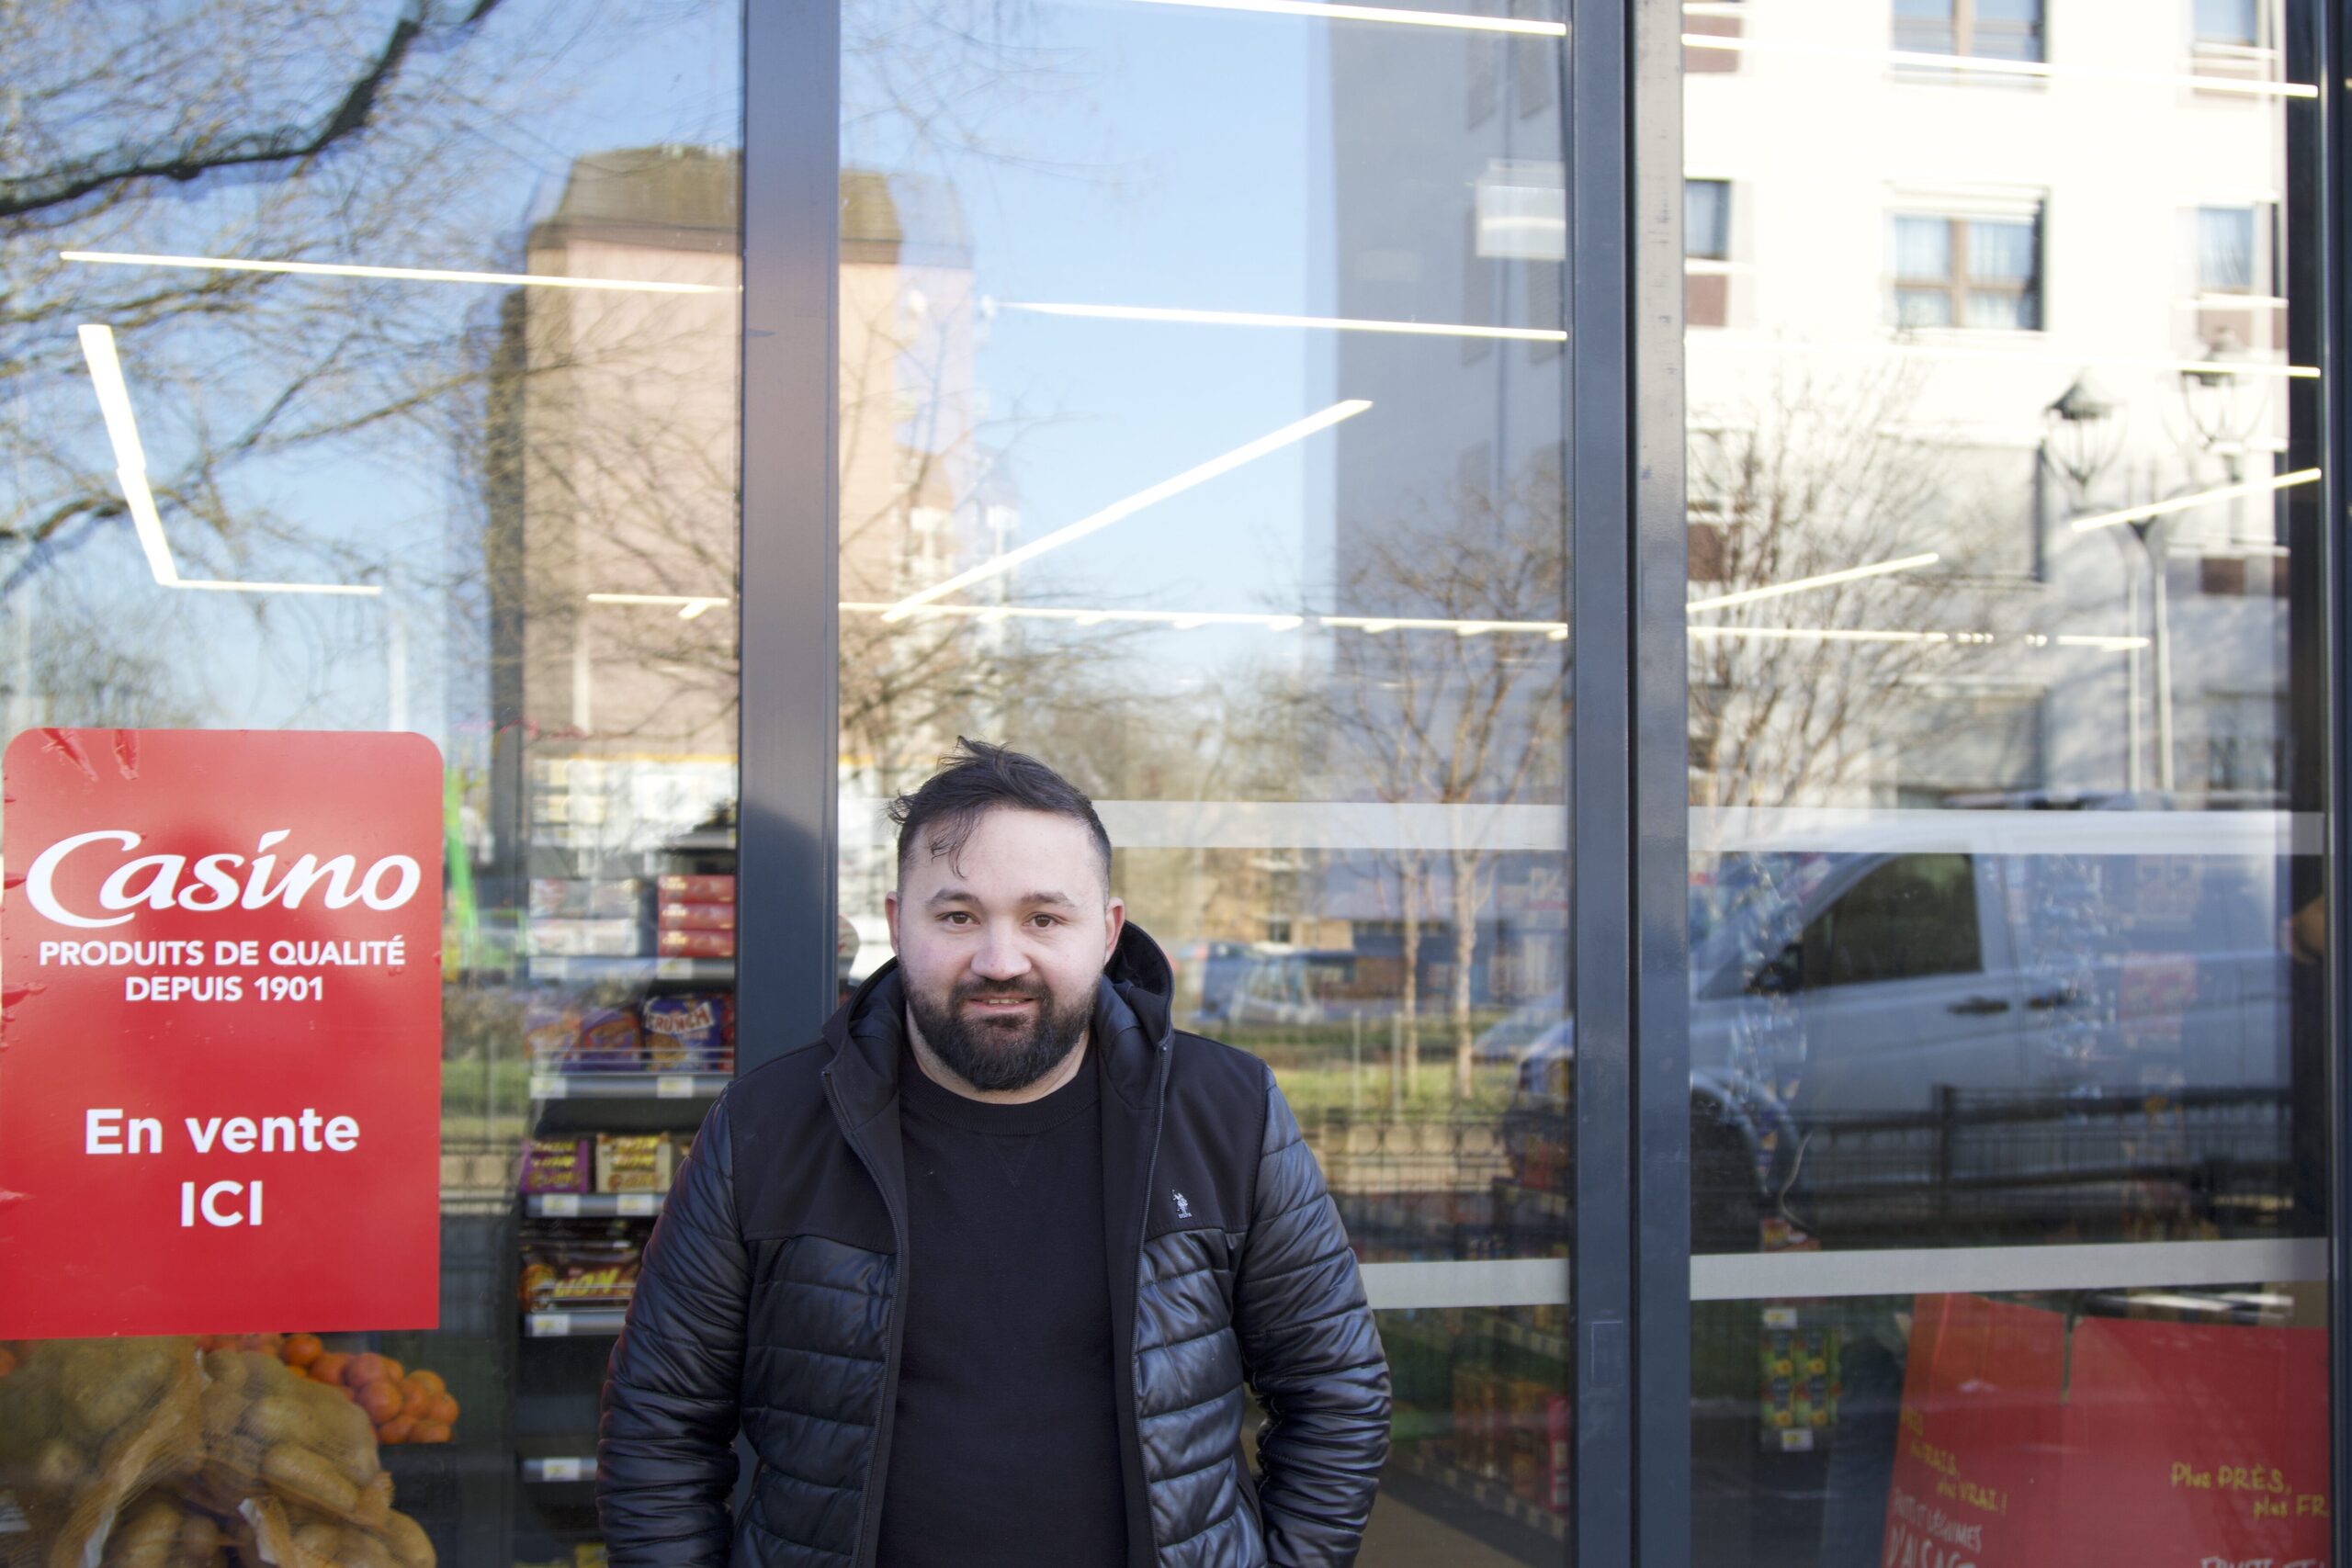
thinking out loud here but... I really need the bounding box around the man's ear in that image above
[884,890,902,954]
[1102,897,1125,964]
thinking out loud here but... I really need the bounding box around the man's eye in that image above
[1029,915,1059,929]
[941,912,972,926]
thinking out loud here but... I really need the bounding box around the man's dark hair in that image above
[888,739,1114,891]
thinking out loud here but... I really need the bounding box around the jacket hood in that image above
[820,920,1177,1121]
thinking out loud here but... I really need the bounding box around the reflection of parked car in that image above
[1510,807,2299,1251]
[1166,940,1254,1029]
[1227,947,1383,1028]
[1471,995,1569,1064]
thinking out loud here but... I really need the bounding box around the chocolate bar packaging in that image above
[573,1006,644,1070]
[656,928,735,960]
[642,993,732,1070]
[656,900,736,932]
[595,1134,676,1194]
[520,1225,642,1308]
[656,874,735,904]
[519,1137,593,1194]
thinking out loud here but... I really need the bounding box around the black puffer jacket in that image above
[598,924,1391,1567]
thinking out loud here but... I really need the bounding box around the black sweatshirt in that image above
[873,1043,1129,1567]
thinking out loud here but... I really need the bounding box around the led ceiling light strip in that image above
[62,250,730,295]
[878,400,1374,621]
[1688,551,1940,613]
[2069,468,2322,533]
[1323,613,1568,640]
[1691,335,2317,379]
[1005,302,1565,344]
[76,324,177,584]
[587,592,732,620]
[77,323,380,597]
[844,601,1308,632]
[1126,0,1562,34]
[1687,625,1952,644]
[845,599,2143,650]
[1681,33,2319,98]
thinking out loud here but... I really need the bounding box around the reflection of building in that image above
[482,146,742,886]
[1682,0,2299,807]
[1310,24,1574,1019]
[833,169,989,920]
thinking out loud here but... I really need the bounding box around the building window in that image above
[2190,204,2271,352]
[1686,179,1732,329]
[2198,206,2256,293]
[2193,0,2260,46]
[1891,209,2041,330]
[1686,179,1731,261]
[1893,0,2043,62]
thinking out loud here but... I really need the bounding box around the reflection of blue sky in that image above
[13,1,741,749]
[853,1,1337,667]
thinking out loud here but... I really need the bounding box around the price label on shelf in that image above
[529,1313,570,1337]
[529,1075,565,1100]
[538,1194,581,1217]
[617,1193,657,1216]
[542,1458,586,1483]
[656,1074,695,1100]
[655,957,692,980]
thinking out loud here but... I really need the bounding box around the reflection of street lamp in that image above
[2044,375,2120,504]
[2043,376,2154,790]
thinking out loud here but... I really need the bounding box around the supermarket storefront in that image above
[3,0,2350,1563]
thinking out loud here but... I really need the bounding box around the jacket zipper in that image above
[1130,1039,1172,1565]
[824,1066,910,1568]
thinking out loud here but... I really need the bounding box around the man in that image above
[599,739,1391,1566]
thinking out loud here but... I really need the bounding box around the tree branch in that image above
[0,0,507,220]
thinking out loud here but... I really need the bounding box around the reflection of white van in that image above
[1512,814,2300,1247]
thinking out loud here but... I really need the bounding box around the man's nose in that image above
[971,925,1032,981]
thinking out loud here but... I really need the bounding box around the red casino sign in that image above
[0,728,444,1337]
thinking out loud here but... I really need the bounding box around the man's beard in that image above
[905,974,1094,1092]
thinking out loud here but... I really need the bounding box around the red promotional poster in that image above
[1883,1293,2069,1567]
[2058,1315,2328,1566]
[0,728,443,1337]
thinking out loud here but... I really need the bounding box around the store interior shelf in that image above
[527,955,734,984]
[525,1192,666,1218]
[525,1308,628,1337]
[1398,1449,1567,1544]
[521,1457,599,1483]
[528,1072,728,1101]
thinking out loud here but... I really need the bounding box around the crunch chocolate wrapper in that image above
[643,993,731,1070]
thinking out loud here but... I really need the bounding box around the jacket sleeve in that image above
[1233,1069,1392,1567]
[598,1093,749,1565]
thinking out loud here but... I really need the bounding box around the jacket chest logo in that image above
[1171,1190,1192,1220]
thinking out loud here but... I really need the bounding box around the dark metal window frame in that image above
[735,2,2352,1562]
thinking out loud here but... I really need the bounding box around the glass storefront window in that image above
[0,5,741,1563]
[1685,2,2331,1562]
[4,2,2347,1564]
[835,2,1570,1559]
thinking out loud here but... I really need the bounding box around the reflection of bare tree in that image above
[1,593,209,732]
[1315,457,1567,1099]
[843,0,1095,178]
[4,1,735,735]
[1688,364,2024,808]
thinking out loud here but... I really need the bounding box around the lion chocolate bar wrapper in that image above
[519,1227,643,1309]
